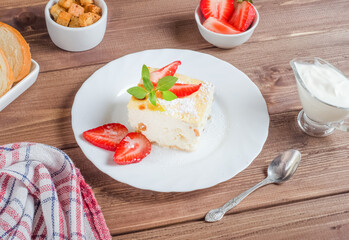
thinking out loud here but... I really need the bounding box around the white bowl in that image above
[45,0,107,52]
[0,59,39,111]
[195,5,259,49]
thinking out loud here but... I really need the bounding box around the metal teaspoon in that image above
[205,149,301,222]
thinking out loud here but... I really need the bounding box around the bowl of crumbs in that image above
[45,0,107,52]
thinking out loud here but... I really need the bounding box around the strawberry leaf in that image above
[149,91,157,106]
[156,76,178,91]
[162,90,177,101]
[142,65,153,92]
[127,86,148,99]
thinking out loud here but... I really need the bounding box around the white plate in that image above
[0,59,40,112]
[72,49,269,192]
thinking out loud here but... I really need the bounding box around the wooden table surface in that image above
[1,0,349,239]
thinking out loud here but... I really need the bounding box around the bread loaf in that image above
[0,22,31,82]
[0,48,14,97]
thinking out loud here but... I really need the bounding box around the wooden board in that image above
[0,0,348,238]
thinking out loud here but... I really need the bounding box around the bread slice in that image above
[0,48,14,97]
[0,22,31,82]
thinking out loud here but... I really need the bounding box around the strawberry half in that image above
[203,17,241,34]
[113,132,151,165]
[150,61,181,84]
[228,0,256,32]
[169,83,202,98]
[200,0,234,21]
[83,123,128,151]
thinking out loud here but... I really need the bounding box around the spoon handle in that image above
[214,178,272,219]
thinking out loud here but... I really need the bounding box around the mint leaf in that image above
[142,65,153,92]
[127,63,180,108]
[149,91,157,106]
[156,76,178,91]
[162,90,177,101]
[127,86,148,99]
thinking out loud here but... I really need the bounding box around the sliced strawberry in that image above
[113,132,151,165]
[83,123,128,151]
[203,17,241,34]
[228,1,256,31]
[200,0,234,21]
[169,83,202,98]
[150,61,181,84]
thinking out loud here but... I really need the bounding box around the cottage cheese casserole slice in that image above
[128,66,214,152]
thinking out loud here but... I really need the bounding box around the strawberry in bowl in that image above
[195,0,259,48]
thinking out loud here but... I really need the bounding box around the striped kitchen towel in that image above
[0,142,111,240]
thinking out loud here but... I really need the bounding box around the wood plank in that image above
[114,193,349,239]
[59,111,349,235]
[0,0,45,9]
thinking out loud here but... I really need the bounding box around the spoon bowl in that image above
[267,149,301,183]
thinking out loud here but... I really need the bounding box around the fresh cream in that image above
[295,62,349,108]
[294,60,349,123]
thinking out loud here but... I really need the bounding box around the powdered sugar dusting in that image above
[159,97,197,116]
[158,79,214,122]
[198,81,213,102]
